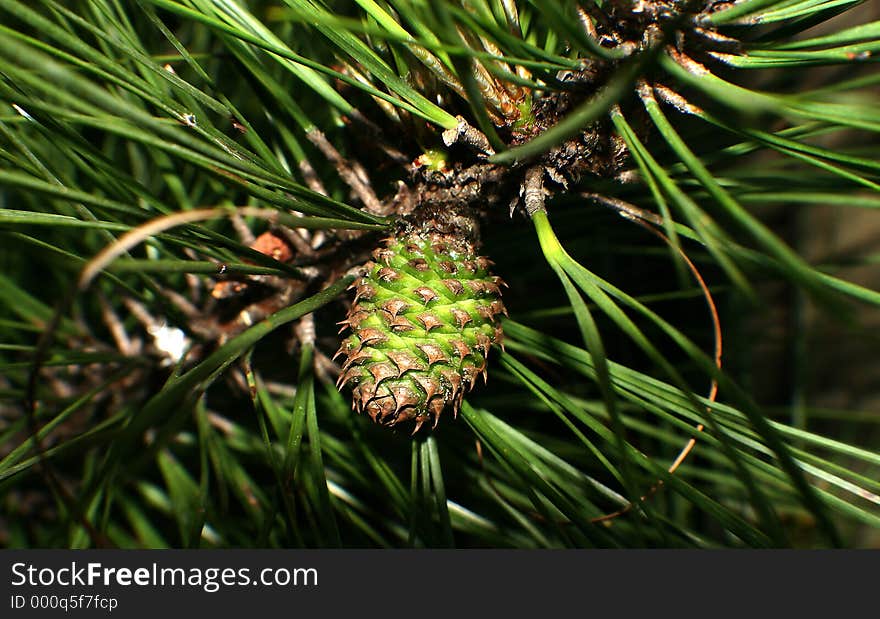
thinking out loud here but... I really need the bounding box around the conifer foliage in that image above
[0,1,878,548]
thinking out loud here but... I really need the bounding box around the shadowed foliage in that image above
[0,0,878,548]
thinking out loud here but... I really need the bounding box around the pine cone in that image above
[336,231,506,432]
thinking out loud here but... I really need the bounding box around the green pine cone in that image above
[336,231,506,432]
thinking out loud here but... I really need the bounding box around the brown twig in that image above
[305,128,387,216]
